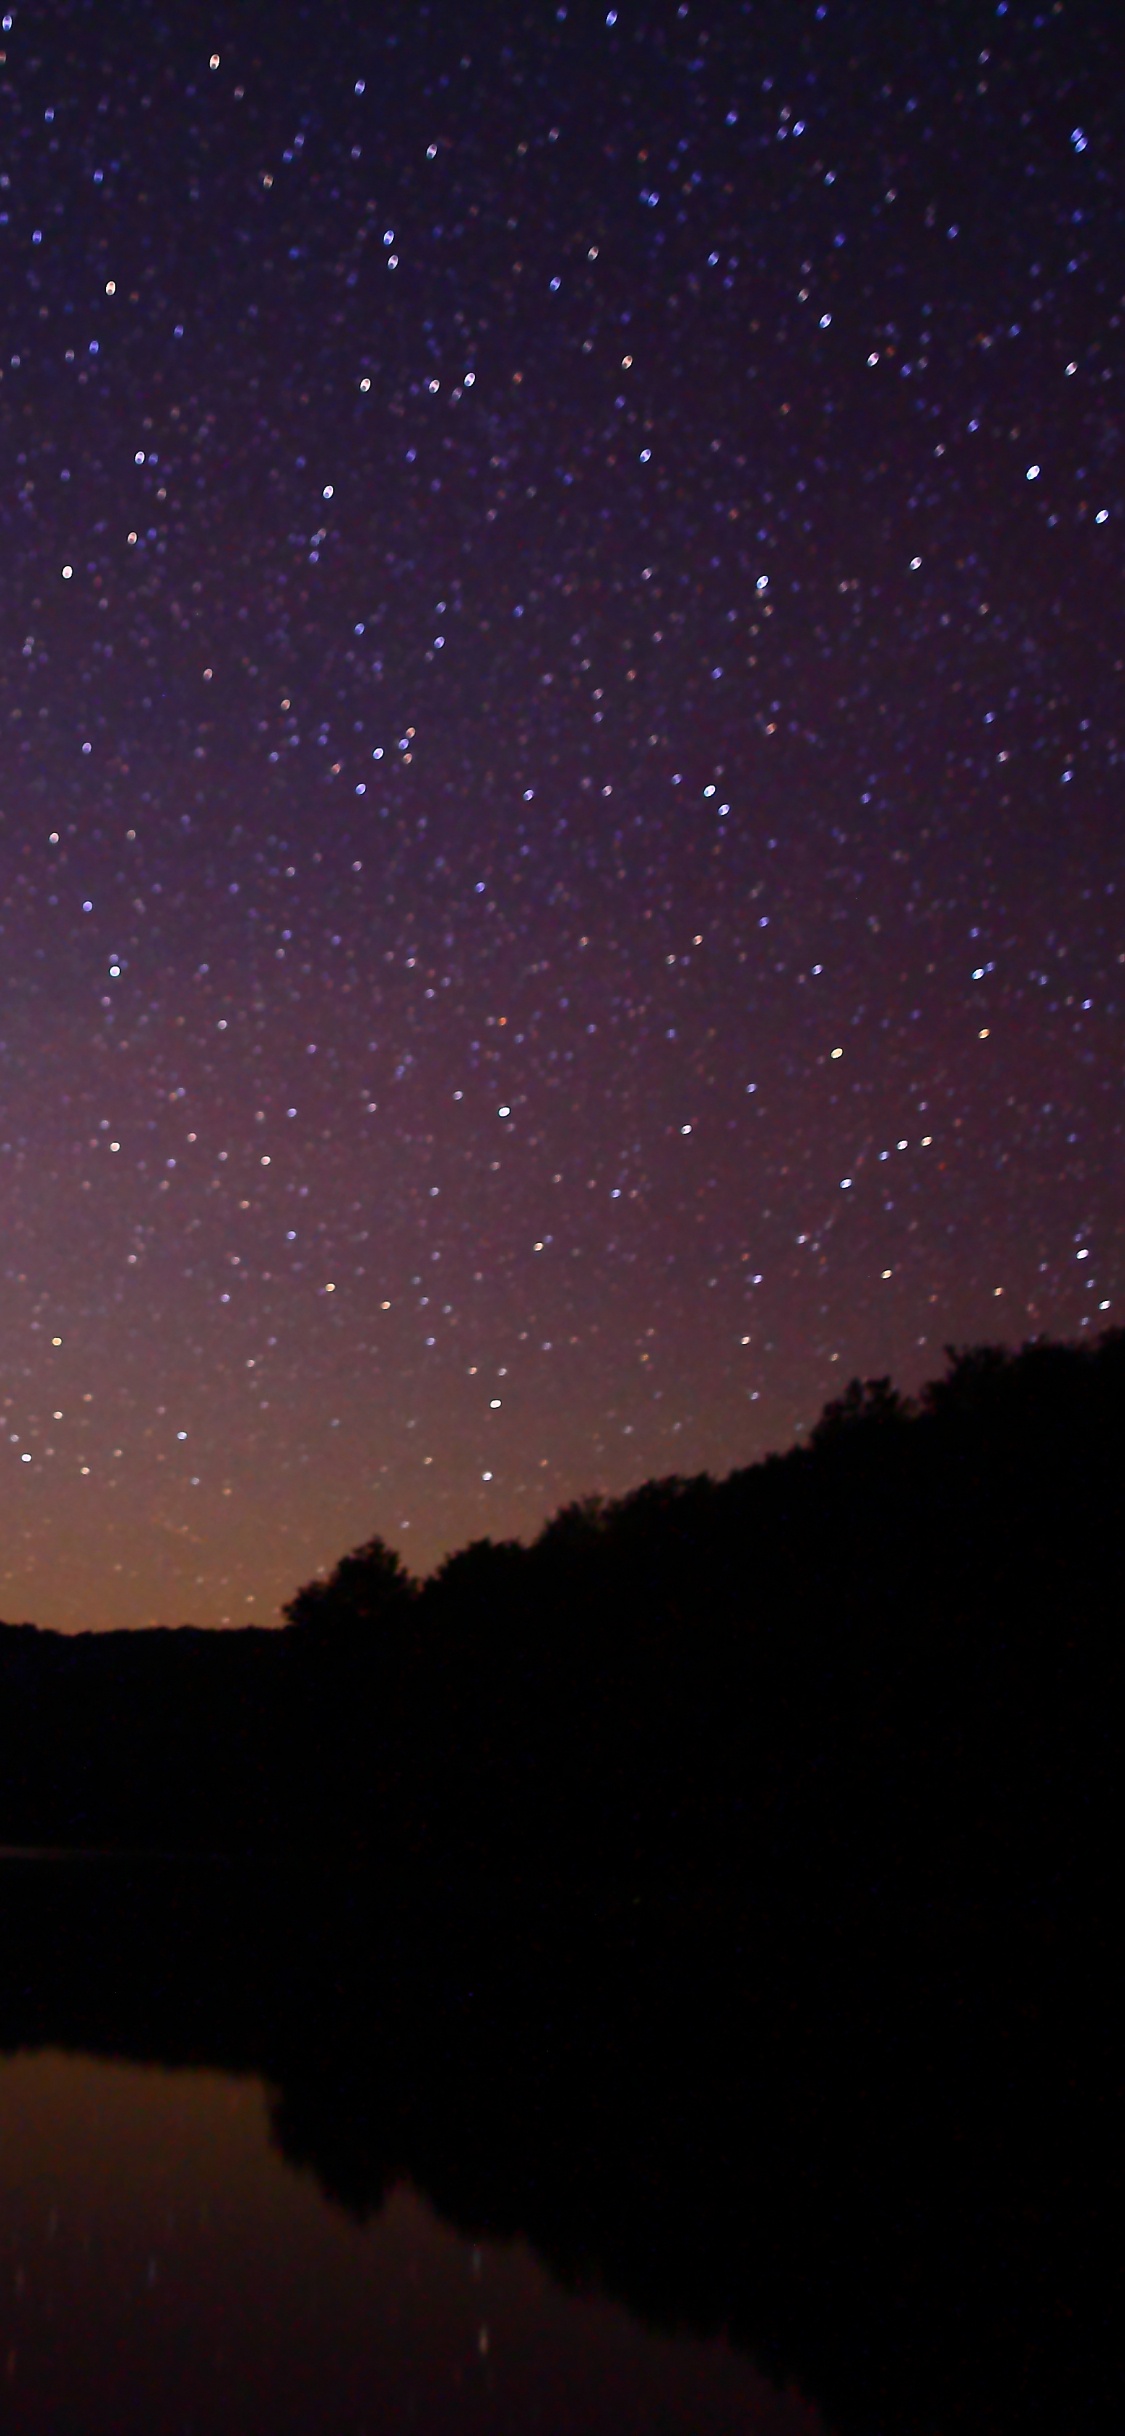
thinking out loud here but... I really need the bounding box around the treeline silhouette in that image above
[0,1330,1118,1922]
[0,1331,1117,2432]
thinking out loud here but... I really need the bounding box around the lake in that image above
[0,1852,1107,2434]
[0,2047,824,2435]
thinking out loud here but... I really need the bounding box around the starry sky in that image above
[0,0,1120,1629]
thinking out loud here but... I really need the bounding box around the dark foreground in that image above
[0,1335,1119,2428]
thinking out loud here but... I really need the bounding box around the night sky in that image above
[0,0,1120,1630]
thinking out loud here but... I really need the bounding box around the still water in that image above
[0,2049,823,2436]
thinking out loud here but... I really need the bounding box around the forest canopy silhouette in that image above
[0,1328,1117,1925]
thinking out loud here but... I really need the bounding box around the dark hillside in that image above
[1,1331,1119,1921]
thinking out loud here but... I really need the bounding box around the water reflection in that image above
[0,1855,1109,2435]
[0,2052,821,2436]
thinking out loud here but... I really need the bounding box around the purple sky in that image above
[0,0,1119,1626]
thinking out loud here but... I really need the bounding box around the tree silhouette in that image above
[810,1373,912,1447]
[282,1536,418,1640]
[430,1537,529,1603]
